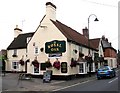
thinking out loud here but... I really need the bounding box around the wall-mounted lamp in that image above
[40,47,44,52]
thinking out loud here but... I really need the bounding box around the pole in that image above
[87,14,99,77]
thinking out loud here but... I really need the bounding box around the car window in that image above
[99,66,109,71]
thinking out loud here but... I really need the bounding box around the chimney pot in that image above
[14,25,22,38]
[82,27,89,38]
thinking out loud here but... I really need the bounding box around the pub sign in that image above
[45,40,66,53]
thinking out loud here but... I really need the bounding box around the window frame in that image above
[12,61,19,70]
[34,46,39,55]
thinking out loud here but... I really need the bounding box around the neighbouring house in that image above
[101,35,117,68]
[90,35,117,69]
[7,26,34,72]
[6,2,117,77]
[117,50,120,67]
[0,49,7,71]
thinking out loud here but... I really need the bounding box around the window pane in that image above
[35,47,39,54]
[34,67,39,73]
[13,50,17,55]
[12,62,18,69]
[79,63,84,73]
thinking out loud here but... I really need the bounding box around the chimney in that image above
[46,2,56,21]
[102,35,105,40]
[14,25,22,38]
[105,38,108,42]
[82,27,89,38]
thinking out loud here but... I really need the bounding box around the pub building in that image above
[6,2,117,78]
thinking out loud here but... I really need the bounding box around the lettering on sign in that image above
[45,40,66,53]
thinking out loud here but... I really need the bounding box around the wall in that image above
[7,49,27,71]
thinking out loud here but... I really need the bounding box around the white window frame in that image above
[32,64,40,75]
[78,62,87,74]
[12,61,19,70]
[13,49,17,55]
[79,63,84,73]
[34,46,39,55]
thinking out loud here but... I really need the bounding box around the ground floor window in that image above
[79,63,84,73]
[104,60,108,66]
[12,62,19,69]
[79,62,87,74]
[40,63,46,71]
[61,62,67,73]
[34,66,39,73]
[91,63,93,71]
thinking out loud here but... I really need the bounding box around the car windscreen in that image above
[98,66,109,71]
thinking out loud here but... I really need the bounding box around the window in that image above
[12,62,19,69]
[40,63,46,70]
[34,66,39,73]
[79,63,84,73]
[61,62,67,73]
[12,50,17,57]
[27,37,31,43]
[34,47,39,54]
[79,46,82,52]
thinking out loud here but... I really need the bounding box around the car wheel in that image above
[97,77,101,80]
[109,74,112,78]
[114,73,116,77]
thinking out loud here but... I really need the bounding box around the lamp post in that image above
[88,14,99,77]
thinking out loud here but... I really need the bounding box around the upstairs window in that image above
[34,47,39,55]
[27,37,31,43]
[12,49,17,57]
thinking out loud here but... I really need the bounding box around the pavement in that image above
[1,72,97,92]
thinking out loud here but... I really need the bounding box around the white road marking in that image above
[52,80,93,91]
[108,77,118,83]
[51,81,66,84]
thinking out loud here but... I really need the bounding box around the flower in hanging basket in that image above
[19,60,24,66]
[70,58,77,67]
[53,61,60,70]
[45,60,52,68]
[32,60,39,68]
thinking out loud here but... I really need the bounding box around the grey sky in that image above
[0,0,118,50]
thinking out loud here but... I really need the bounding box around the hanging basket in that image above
[70,61,77,67]
[53,61,60,70]
[19,60,24,66]
[70,58,77,67]
[32,60,39,68]
[45,61,52,68]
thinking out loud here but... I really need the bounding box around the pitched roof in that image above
[51,20,98,50]
[90,38,100,50]
[7,32,34,50]
[101,39,117,52]
[101,40,111,48]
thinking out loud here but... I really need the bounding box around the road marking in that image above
[51,81,66,84]
[108,77,118,83]
[52,80,92,91]
[116,69,120,72]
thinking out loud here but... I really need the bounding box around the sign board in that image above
[45,40,66,53]
[48,53,62,57]
[43,70,52,83]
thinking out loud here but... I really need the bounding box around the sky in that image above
[0,0,119,50]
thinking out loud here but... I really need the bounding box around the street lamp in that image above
[87,14,99,77]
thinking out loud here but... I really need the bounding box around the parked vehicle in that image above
[97,66,116,80]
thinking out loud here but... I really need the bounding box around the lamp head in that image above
[94,18,99,21]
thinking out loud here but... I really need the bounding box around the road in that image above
[1,68,120,92]
[52,69,119,92]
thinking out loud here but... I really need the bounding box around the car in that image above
[97,66,116,80]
